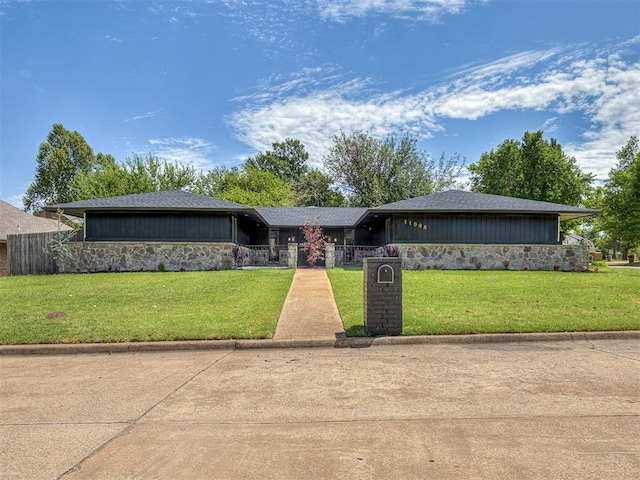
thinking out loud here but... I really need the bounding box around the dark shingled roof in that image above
[43,189,600,225]
[45,190,251,216]
[255,207,368,228]
[374,190,599,221]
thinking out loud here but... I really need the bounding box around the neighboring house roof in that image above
[45,190,253,216]
[256,207,368,228]
[563,233,595,248]
[374,190,599,221]
[0,200,72,242]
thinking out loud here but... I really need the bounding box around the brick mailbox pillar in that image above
[363,257,402,336]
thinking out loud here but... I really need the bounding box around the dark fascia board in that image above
[45,204,260,218]
[43,190,259,218]
[371,208,599,222]
[369,208,600,221]
[372,191,600,222]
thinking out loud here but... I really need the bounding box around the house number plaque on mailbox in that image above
[377,264,394,283]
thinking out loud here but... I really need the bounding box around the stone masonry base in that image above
[56,242,588,273]
[395,244,588,272]
[60,242,234,273]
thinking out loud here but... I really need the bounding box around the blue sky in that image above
[1,0,639,208]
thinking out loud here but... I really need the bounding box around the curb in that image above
[1,330,639,356]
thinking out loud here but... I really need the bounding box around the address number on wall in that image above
[403,219,428,230]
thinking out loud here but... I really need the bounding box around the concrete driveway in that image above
[1,339,639,479]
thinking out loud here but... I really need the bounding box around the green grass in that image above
[327,266,640,336]
[0,269,294,344]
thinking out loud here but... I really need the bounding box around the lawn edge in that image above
[1,330,639,356]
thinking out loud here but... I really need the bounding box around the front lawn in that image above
[327,266,640,336]
[0,269,294,344]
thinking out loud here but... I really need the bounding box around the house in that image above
[563,233,595,250]
[0,200,73,276]
[44,189,598,273]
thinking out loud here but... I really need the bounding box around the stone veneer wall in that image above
[59,242,234,273]
[395,244,588,272]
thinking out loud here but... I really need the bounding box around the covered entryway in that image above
[296,230,325,268]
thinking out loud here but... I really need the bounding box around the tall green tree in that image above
[324,130,462,207]
[194,166,295,206]
[24,123,98,212]
[295,169,346,207]
[73,153,198,200]
[601,136,640,258]
[243,138,344,207]
[244,138,309,182]
[469,130,593,207]
[579,185,607,249]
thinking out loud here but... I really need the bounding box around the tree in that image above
[299,221,325,267]
[244,138,309,182]
[469,131,593,207]
[295,169,346,207]
[24,123,98,212]
[324,130,462,207]
[195,166,296,206]
[580,185,608,252]
[601,136,640,258]
[73,153,198,200]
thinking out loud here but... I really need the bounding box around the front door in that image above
[296,230,325,268]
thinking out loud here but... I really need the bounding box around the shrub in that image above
[42,209,81,273]
[385,245,400,257]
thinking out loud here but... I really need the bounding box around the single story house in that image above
[45,189,598,272]
[562,233,596,250]
[0,200,73,275]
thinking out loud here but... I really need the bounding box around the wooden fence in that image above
[6,231,81,276]
[7,232,56,275]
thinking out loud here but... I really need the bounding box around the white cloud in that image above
[229,39,640,178]
[541,117,558,133]
[5,192,26,209]
[231,87,439,167]
[318,0,471,22]
[122,109,163,123]
[104,35,122,42]
[145,137,218,171]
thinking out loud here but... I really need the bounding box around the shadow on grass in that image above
[344,325,369,337]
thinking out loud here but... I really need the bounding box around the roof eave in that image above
[45,206,254,215]
[373,208,600,218]
[558,210,600,221]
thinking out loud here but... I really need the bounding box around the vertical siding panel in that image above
[83,212,233,242]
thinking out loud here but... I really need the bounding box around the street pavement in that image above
[1,338,639,479]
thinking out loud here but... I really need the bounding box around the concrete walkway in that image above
[273,268,346,341]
